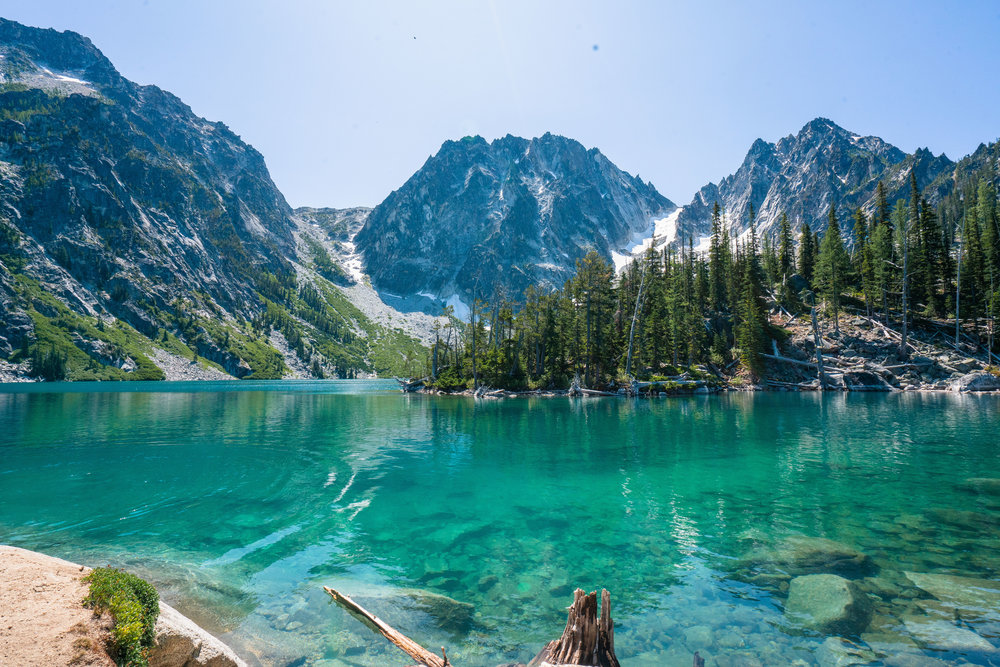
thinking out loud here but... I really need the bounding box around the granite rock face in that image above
[0,18,409,379]
[355,133,674,309]
[150,602,247,667]
[674,118,954,245]
[0,18,296,353]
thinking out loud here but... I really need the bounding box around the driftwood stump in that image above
[529,589,620,667]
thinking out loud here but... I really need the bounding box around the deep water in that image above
[1,381,998,665]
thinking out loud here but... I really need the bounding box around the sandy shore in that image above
[0,545,115,666]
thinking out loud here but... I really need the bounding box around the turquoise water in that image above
[1,382,999,666]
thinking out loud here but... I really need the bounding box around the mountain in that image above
[354,133,674,314]
[675,118,955,245]
[0,18,423,380]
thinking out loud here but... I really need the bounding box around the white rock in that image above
[149,601,247,667]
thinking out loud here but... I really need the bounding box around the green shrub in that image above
[429,366,467,391]
[83,567,159,667]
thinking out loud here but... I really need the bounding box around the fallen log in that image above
[579,388,619,397]
[324,586,448,667]
[762,353,816,370]
[529,589,620,667]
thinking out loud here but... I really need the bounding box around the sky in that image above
[5,1,1000,209]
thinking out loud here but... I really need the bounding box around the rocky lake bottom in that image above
[0,381,998,665]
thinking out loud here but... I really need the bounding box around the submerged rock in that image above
[406,589,475,636]
[904,572,1000,622]
[957,477,1000,497]
[901,615,995,653]
[785,574,873,635]
[745,535,876,580]
[815,636,877,667]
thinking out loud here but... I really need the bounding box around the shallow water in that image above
[1,382,998,665]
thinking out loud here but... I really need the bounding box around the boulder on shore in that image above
[785,574,874,635]
[949,372,1000,393]
[843,370,892,392]
[151,601,247,667]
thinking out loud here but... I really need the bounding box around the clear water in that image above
[1,381,999,666]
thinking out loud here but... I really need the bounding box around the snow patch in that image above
[693,234,713,253]
[611,207,683,272]
[340,240,365,282]
[446,294,471,321]
[53,72,86,84]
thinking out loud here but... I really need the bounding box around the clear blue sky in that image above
[5,1,1000,208]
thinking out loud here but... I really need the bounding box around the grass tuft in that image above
[82,567,159,667]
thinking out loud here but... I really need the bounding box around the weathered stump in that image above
[529,589,620,667]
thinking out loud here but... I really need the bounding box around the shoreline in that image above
[2,373,999,395]
[0,545,247,667]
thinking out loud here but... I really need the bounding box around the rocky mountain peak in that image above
[674,118,949,246]
[355,133,674,313]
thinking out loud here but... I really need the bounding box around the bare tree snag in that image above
[324,586,448,667]
[529,589,620,667]
[810,305,827,388]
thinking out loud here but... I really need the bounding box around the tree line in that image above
[427,169,1000,390]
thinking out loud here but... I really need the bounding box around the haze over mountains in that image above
[0,16,996,380]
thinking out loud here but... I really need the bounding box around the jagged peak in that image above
[800,117,845,135]
[0,17,120,86]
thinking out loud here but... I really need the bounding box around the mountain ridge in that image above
[354,131,675,313]
[0,17,425,380]
[674,117,957,246]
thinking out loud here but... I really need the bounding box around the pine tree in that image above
[853,208,877,317]
[735,218,767,379]
[960,205,986,337]
[876,180,890,229]
[708,202,729,313]
[798,222,816,285]
[815,206,851,335]
[918,196,944,315]
[978,179,999,340]
[778,212,794,277]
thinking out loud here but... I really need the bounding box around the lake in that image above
[1,381,998,666]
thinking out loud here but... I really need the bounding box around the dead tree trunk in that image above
[324,587,448,667]
[811,305,827,389]
[529,589,620,667]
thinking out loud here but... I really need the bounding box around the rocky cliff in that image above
[0,17,423,380]
[354,133,674,312]
[675,118,955,245]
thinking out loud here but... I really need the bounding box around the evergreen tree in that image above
[853,208,875,315]
[918,196,945,315]
[778,212,794,278]
[876,180,890,229]
[959,205,985,337]
[978,179,999,331]
[735,219,767,378]
[708,202,729,313]
[815,207,852,334]
[798,222,816,285]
